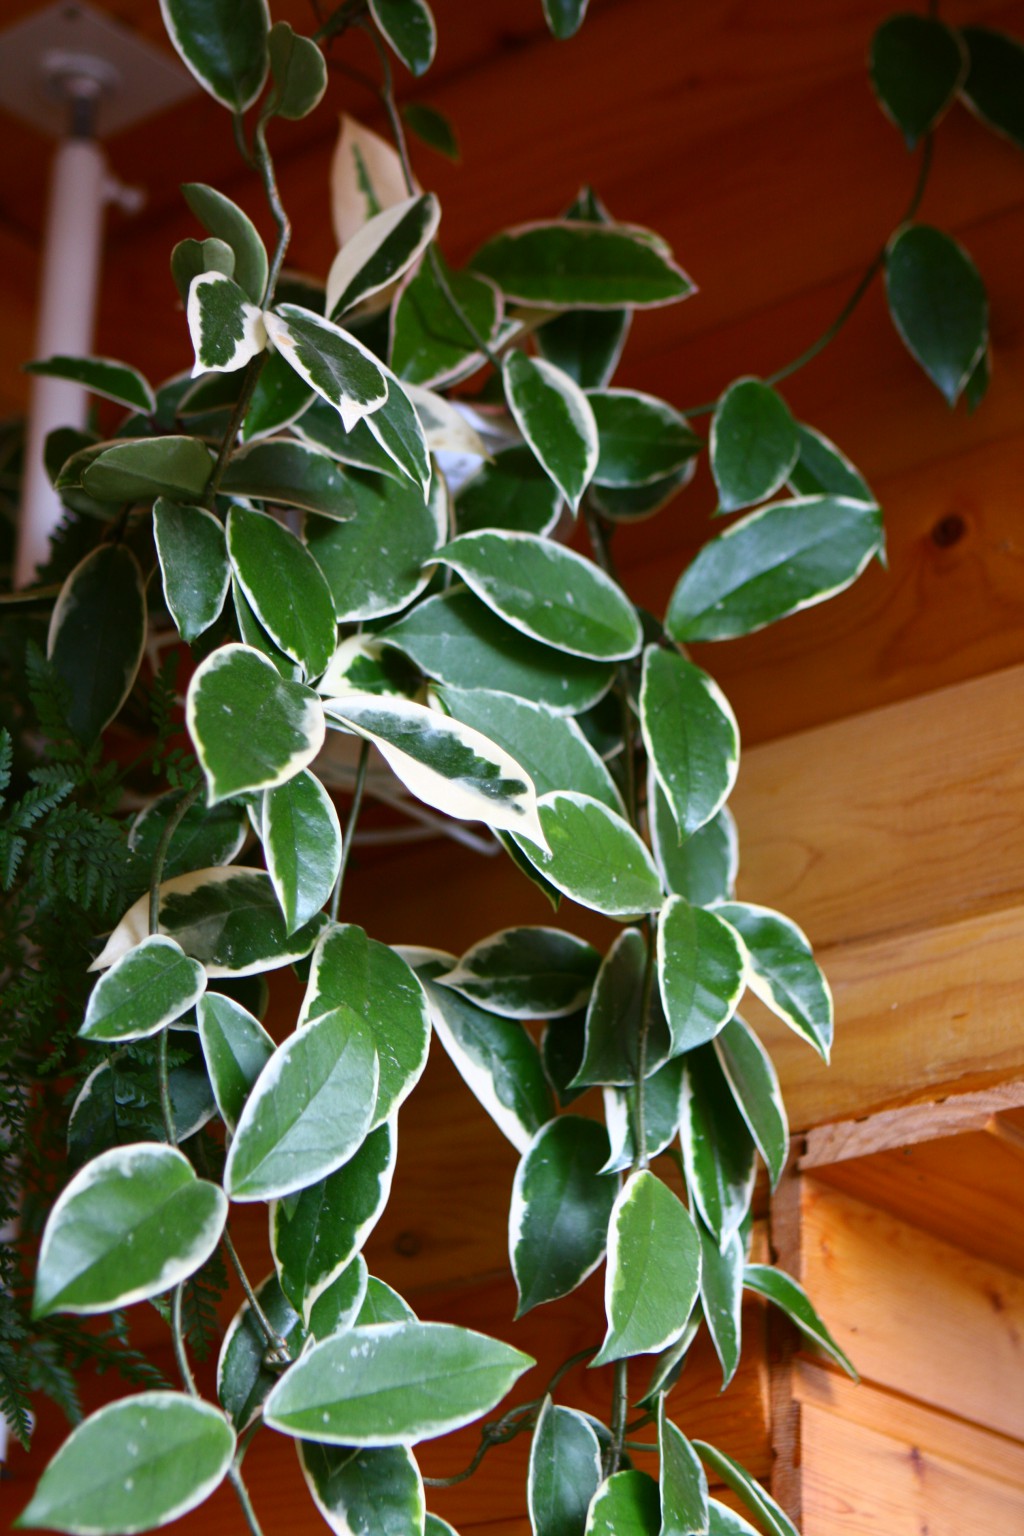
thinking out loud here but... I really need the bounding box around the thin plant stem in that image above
[205,353,266,507]
[607,1358,630,1475]
[221,1227,291,1363]
[157,1031,176,1145]
[330,738,370,921]
[170,1283,198,1397]
[313,0,368,44]
[254,117,292,306]
[228,1466,268,1536]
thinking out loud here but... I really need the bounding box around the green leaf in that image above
[272,1119,396,1320]
[514,792,663,919]
[187,272,266,376]
[299,924,430,1126]
[714,1016,788,1188]
[680,1047,756,1244]
[328,194,440,320]
[502,353,598,514]
[656,896,746,1056]
[440,927,600,1019]
[24,354,155,414]
[295,396,408,479]
[220,438,358,518]
[16,1392,234,1534]
[543,0,589,40]
[92,867,329,978]
[33,1144,226,1318]
[266,305,389,433]
[639,1307,703,1409]
[641,648,738,840]
[171,235,236,305]
[317,635,419,700]
[786,424,874,503]
[588,390,700,488]
[650,790,737,906]
[870,14,965,146]
[47,545,146,746]
[409,947,553,1152]
[574,928,671,1088]
[233,577,304,682]
[323,693,545,843]
[363,365,433,496]
[68,1044,215,1161]
[154,499,230,644]
[511,1117,617,1315]
[264,1320,533,1444]
[593,1168,700,1366]
[267,21,328,120]
[217,1272,305,1431]
[744,1264,857,1378]
[537,308,630,392]
[714,901,832,1061]
[585,1472,660,1536]
[439,687,623,812]
[383,589,615,715]
[81,436,213,503]
[438,531,641,661]
[226,505,337,677]
[588,464,694,523]
[961,27,1024,150]
[658,1401,708,1536]
[711,379,797,514]
[306,469,444,621]
[692,1443,799,1536]
[300,1442,426,1536]
[666,495,884,642]
[242,348,314,440]
[529,1399,602,1536]
[369,0,436,75]
[472,222,693,309]
[262,770,341,934]
[181,182,269,304]
[391,253,500,387]
[965,345,990,412]
[697,1213,743,1389]
[602,1056,685,1173]
[188,644,326,804]
[455,446,563,537]
[885,223,988,405]
[358,1276,417,1325]
[160,0,268,111]
[707,1500,759,1536]
[81,935,206,1042]
[128,790,247,881]
[402,102,459,160]
[197,991,275,1131]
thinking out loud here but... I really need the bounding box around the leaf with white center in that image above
[182,182,269,304]
[227,507,336,678]
[585,1472,661,1536]
[153,499,230,644]
[529,1400,602,1536]
[574,928,671,1087]
[262,770,341,934]
[592,1170,700,1366]
[650,786,737,906]
[331,114,415,247]
[300,1442,426,1536]
[696,1212,743,1389]
[324,692,545,843]
[511,1117,617,1315]
[224,1004,378,1201]
[358,1276,416,1325]
[514,792,663,919]
[267,20,327,120]
[710,379,797,514]
[161,0,268,110]
[961,27,1024,150]
[641,648,738,840]
[24,354,155,414]
[188,644,326,805]
[472,222,693,309]
[221,438,357,519]
[327,193,440,319]
[502,352,598,514]
[197,992,275,1131]
[692,1444,799,1536]
[870,14,965,147]
[455,446,562,538]
[272,1118,396,1320]
[588,389,700,488]
[440,928,600,1019]
[657,897,746,1056]
[679,1046,756,1245]
[408,948,553,1153]
[187,272,266,376]
[264,1320,533,1445]
[743,1265,857,1378]
[659,1401,709,1536]
[714,902,832,1061]
[438,531,641,661]
[33,1144,226,1318]
[16,1392,235,1535]
[666,495,884,642]
[47,545,146,746]
[266,306,389,433]
[787,424,874,503]
[601,1057,684,1173]
[391,252,500,388]
[80,935,205,1043]
[369,0,436,75]
[299,924,431,1125]
[306,468,444,621]
[81,436,214,504]
[129,791,247,883]
[384,590,615,715]
[362,361,432,497]
[714,1016,788,1188]
[885,224,988,405]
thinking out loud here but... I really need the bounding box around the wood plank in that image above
[801,1081,1024,1167]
